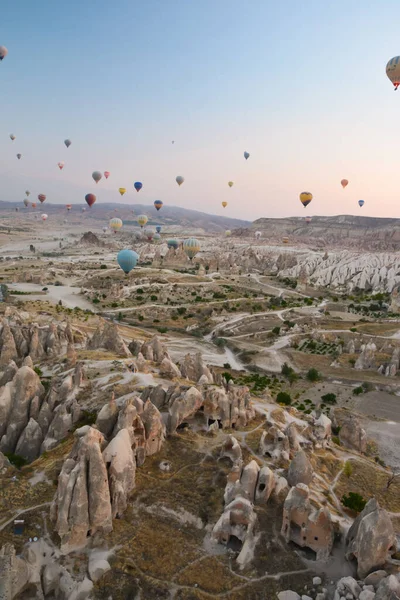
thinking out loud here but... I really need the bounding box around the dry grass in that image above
[311,451,343,482]
[175,555,243,593]
[334,458,400,513]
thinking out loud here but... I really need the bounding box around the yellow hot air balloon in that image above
[341,179,348,189]
[137,214,148,228]
[119,187,126,196]
[109,217,123,232]
[222,202,228,208]
[228,181,234,188]
[299,192,313,208]
[282,236,289,244]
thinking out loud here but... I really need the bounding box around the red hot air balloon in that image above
[38,194,46,203]
[85,193,96,208]
[104,171,110,179]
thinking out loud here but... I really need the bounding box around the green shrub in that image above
[342,492,367,513]
[100,264,107,269]
[353,386,364,396]
[343,461,353,477]
[34,366,43,377]
[321,393,337,404]
[350,327,357,333]
[4,452,28,469]
[306,368,320,382]
[332,436,340,445]
[177,307,186,315]
[158,327,168,334]
[223,363,231,369]
[150,295,158,302]
[277,391,291,406]
[138,315,144,322]
[272,326,280,335]
[362,381,373,392]
[137,289,144,294]
[92,297,100,304]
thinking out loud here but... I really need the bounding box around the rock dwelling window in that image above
[259,483,266,491]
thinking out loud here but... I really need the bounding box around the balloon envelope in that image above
[119,187,126,196]
[16,154,21,160]
[386,56,400,89]
[31,203,37,208]
[244,151,250,160]
[176,175,184,186]
[137,215,148,228]
[154,233,161,241]
[183,238,200,260]
[110,217,123,232]
[228,182,234,188]
[117,249,139,274]
[154,200,163,211]
[9,134,15,141]
[341,179,348,188]
[0,46,8,61]
[104,171,110,179]
[144,228,154,240]
[299,192,313,208]
[25,190,30,197]
[225,230,231,237]
[156,225,162,233]
[58,162,64,170]
[64,139,71,148]
[85,193,96,207]
[66,204,72,211]
[23,199,29,207]
[41,214,48,221]
[92,171,102,183]
[222,202,227,208]
[167,239,178,249]
[134,182,142,192]
[305,216,312,224]
[38,194,46,203]
[358,200,365,207]
[255,231,261,239]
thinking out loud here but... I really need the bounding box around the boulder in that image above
[88,557,111,582]
[345,498,396,578]
[159,357,181,379]
[375,575,400,600]
[0,360,18,386]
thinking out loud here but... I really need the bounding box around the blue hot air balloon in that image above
[154,200,163,211]
[358,200,365,208]
[134,182,143,192]
[117,249,139,274]
[156,225,162,234]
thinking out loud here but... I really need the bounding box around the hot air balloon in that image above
[38,194,46,203]
[58,162,64,170]
[299,192,313,208]
[25,190,30,197]
[85,193,96,208]
[228,182,234,188]
[167,239,178,250]
[110,217,123,233]
[172,140,175,144]
[64,139,71,148]
[66,204,72,211]
[104,171,110,179]
[244,151,250,160]
[282,237,289,244]
[23,199,29,207]
[0,46,8,61]
[41,214,48,221]
[183,238,200,260]
[82,207,86,213]
[341,179,348,189]
[222,202,228,208]
[176,175,184,186]
[225,230,231,237]
[144,228,154,241]
[31,203,37,209]
[117,249,139,274]
[156,225,162,234]
[16,153,22,160]
[154,200,163,211]
[15,208,19,212]
[305,216,312,224]
[137,215,148,228]
[358,200,365,207]
[255,231,261,239]
[103,226,108,233]
[92,171,102,184]
[154,233,161,241]
[9,134,15,141]
[386,56,400,90]
[118,187,126,196]
[134,182,143,192]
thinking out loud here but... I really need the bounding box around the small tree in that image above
[343,461,353,478]
[306,368,320,382]
[342,492,367,513]
[277,391,291,406]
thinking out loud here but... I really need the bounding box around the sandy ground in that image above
[8,282,94,311]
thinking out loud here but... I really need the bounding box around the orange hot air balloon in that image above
[222,202,228,208]
[31,203,37,208]
[66,204,72,211]
[341,179,348,189]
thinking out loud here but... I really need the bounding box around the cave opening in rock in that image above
[227,535,243,552]
[258,483,266,492]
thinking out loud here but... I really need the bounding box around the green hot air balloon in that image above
[183,238,200,260]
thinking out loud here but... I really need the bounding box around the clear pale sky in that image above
[0,0,399,220]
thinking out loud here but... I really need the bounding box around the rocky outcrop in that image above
[180,352,213,384]
[281,484,334,560]
[220,434,242,465]
[259,423,290,466]
[87,321,131,357]
[51,427,113,552]
[102,428,136,518]
[159,356,181,379]
[130,335,168,363]
[345,498,397,578]
[339,413,367,453]
[355,342,377,370]
[168,386,203,432]
[0,323,18,366]
[287,450,313,487]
